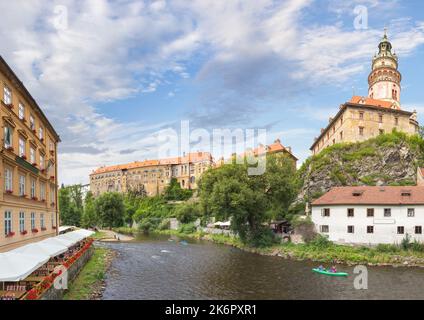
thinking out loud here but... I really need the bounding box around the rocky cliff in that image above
[297,131,424,201]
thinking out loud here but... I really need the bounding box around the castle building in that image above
[0,57,60,252]
[216,139,298,167]
[90,152,214,197]
[310,32,419,155]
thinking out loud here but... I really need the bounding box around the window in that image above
[340,131,343,141]
[359,127,364,136]
[19,212,25,233]
[367,226,374,234]
[19,175,26,196]
[367,208,374,217]
[29,115,35,130]
[19,137,25,157]
[50,185,55,203]
[40,154,44,170]
[4,211,12,235]
[4,126,12,148]
[347,208,354,217]
[347,225,354,233]
[31,179,36,198]
[384,208,391,217]
[30,147,35,164]
[320,225,329,233]
[3,86,12,105]
[31,212,36,230]
[379,114,383,123]
[408,208,415,217]
[359,112,364,120]
[395,117,399,126]
[18,103,25,120]
[39,127,44,140]
[40,183,46,200]
[397,226,404,234]
[415,226,422,235]
[379,129,384,135]
[40,213,45,229]
[5,168,12,192]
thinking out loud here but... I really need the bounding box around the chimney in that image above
[274,138,281,144]
[286,146,292,153]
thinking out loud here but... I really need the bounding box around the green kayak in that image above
[312,268,348,277]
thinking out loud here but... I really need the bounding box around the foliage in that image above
[59,185,83,226]
[81,191,98,228]
[138,217,161,233]
[133,196,175,222]
[178,223,197,234]
[174,203,201,224]
[158,218,171,230]
[163,178,193,201]
[309,234,332,248]
[95,192,125,228]
[401,233,412,250]
[198,153,298,246]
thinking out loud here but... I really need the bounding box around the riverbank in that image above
[63,246,117,300]
[153,229,424,267]
[94,229,135,242]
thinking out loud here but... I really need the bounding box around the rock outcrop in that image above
[298,132,424,201]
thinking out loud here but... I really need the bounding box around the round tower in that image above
[368,30,401,108]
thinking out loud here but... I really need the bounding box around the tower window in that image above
[379,114,383,123]
[395,117,398,125]
[359,127,364,136]
[359,112,364,120]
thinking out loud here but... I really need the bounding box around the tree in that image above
[81,191,98,228]
[174,202,201,224]
[163,178,193,201]
[198,154,298,246]
[95,192,125,228]
[59,186,82,226]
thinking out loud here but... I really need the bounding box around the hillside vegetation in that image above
[297,130,424,201]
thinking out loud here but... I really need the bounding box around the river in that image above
[98,234,424,300]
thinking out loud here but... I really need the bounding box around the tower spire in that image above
[367,29,401,108]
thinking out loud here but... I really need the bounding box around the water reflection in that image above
[98,234,424,300]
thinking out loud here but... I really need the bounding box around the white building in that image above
[311,186,424,245]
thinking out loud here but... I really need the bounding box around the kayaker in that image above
[318,265,325,271]
[330,266,337,273]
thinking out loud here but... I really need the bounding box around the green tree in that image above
[59,186,82,226]
[95,192,125,228]
[81,191,98,228]
[198,154,298,246]
[174,202,201,224]
[163,178,193,201]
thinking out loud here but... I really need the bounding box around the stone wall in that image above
[41,246,94,300]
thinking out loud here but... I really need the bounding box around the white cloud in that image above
[1,0,423,184]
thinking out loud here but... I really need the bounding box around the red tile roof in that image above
[91,152,212,175]
[312,186,424,206]
[243,139,297,160]
[349,96,396,109]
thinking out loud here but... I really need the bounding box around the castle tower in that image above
[368,30,402,109]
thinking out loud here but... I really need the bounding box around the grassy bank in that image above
[154,229,424,267]
[63,247,115,300]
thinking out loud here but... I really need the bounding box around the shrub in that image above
[401,233,411,250]
[410,240,424,252]
[249,228,277,248]
[375,243,400,253]
[175,203,201,224]
[178,223,197,234]
[158,218,170,230]
[138,217,161,233]
[309,234,332,248]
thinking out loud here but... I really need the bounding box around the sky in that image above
[1,0,424,185]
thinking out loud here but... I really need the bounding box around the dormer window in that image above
[401,191,411,197]
[352,191,363,197]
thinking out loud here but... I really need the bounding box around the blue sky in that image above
[1,0,424,184]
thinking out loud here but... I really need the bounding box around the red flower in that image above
[26,289,38,300]
[20,230,28,235]
[6,231,15,238]
[32,228,39,233]
[5,189,13,194]
[21,155,27,160]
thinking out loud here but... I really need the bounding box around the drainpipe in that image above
[55,141,59,236]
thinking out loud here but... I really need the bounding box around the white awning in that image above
[73,229,95,237]
[40,236,77,248]
[58,225,76,233]
[12,241,68,257]
[0,252,50,282]
[56,231,86,243]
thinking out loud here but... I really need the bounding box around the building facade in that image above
[311,32,419,155]
[90,152,213,197]
[0,57,60,252]
[312,186,424,245]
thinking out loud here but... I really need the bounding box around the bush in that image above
[401,233,411,250]
[178,223,197,234]
[410,240,424,252]
[375,243,400,253]
[138,217,161,233]
[309,234,332,248]
[249,228,277,248]
[175,203,201,224]
[158,218,170,230]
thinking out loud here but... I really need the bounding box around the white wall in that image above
[312,205,424,245]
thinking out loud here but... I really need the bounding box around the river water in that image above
[99,234,424,300]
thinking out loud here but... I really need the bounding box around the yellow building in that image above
[0,57,60,252]
[90,152,214,197]
[310,32,419,155]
